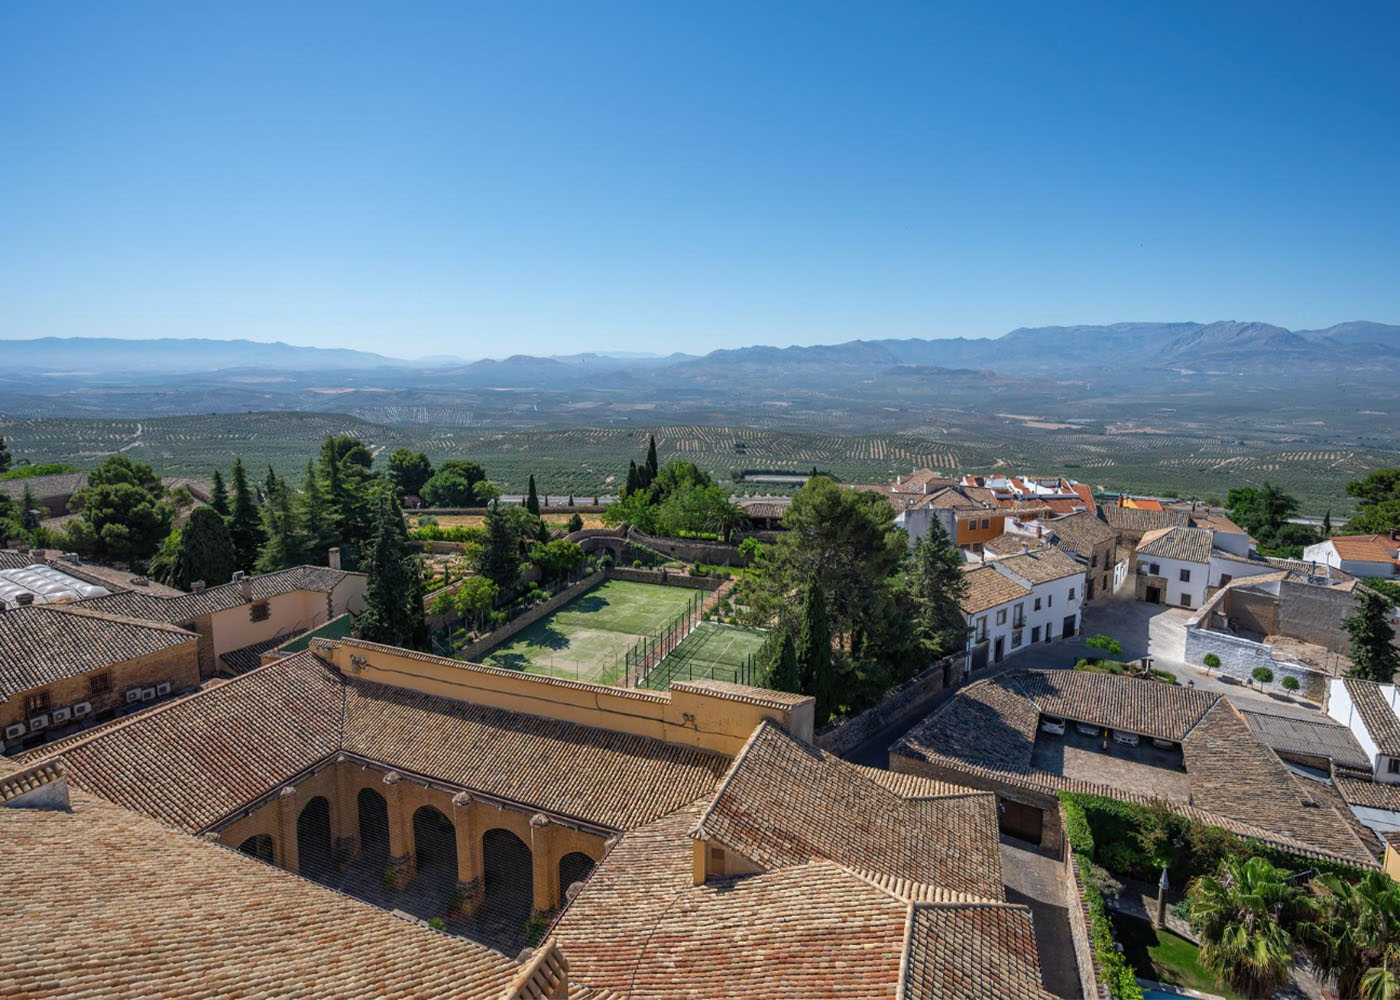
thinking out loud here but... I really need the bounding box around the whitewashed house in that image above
[960,550,1086,669]
[1304,534,1400,579]
[1134,526,1212,609]
[1327,677,1400,784]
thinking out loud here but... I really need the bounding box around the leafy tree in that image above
[0,434,10,473]
[63,456,172,564]
[1347,469,1400,535]
[768,631,800,693]
[227,457,265,571]
[528,538,585,585]
[431,574,499,632]
[387,449,433,497]
[566,513,584,534]
[476,501,521,592]
[1085,634,1123,657]
[255,478,304,573]
[438,459,485,490]
[146,528,182,587]
[903,521,969,657]
[525,474,540,516]
[473,480,501,504]
[1187,855,1299,998]
[1251,665,1275,686]
[796,577,834,726]
[1227,482,1316,556]
[171,506,237,589]
[355,487,426,649]
[1345,589,1400,683]
[421,471,476,508]
[1281,675,1300,692]
[322,434,374,474]
[209,469,230,516]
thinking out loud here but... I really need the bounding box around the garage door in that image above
[998,798,1044,845]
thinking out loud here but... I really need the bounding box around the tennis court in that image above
[481,580,701,684]
[641,621,770,690]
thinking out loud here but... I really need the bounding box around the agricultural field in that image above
[480,580,698,684]
[640,622,769,690]
[1,411,1395,514]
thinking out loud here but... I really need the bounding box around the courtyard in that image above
[481,579,701,684]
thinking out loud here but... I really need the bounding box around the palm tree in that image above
[705,501,750,544]
[1303,871,1400,999]
[1187,855,1299,997]
[1363,955,1400,1000]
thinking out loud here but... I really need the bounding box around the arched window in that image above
[558,851,596,897]
[358,788,389,860]
[296,796,333,880]
[238,833,274,864]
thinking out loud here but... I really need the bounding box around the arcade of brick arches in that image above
[217,757,606,917]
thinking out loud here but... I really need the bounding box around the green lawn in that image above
[1111,912,1242,1000]
[481,580,702,684]
[642,621,770,690]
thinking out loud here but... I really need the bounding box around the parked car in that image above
[1040,716,1066,736]
[1113,730,1141,747]
[1151,738,1175,750]
[1076,722,1100,737]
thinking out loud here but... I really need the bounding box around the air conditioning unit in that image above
[126,688,143,704]
[4,723,25,740]
[29,714,49,731]
[50,706,72,724]
[72,701,92,718]
[155,681,172,697]
[141,687,156,702]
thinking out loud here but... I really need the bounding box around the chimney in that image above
[191,580,206,594]
[16,592,34,606]
[1021,542,1029,555]
[1036,523,1043,538]
[240,575,252,602]
[328,547,342,571]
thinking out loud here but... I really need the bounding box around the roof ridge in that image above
[0,757,67,804]
[31,602,200,635]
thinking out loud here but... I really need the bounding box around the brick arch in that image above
[296,795,333,881]
[412,804,457,882]
[357,787,389,861]
[482,826,534,921]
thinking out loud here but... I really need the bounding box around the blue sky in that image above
[1,1,1396,358]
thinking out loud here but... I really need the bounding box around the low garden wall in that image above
[1184,625,1326,701]
[814,653,961,757]
[627,527,745,566]
[459,572,605,660]
[606,567,722,591]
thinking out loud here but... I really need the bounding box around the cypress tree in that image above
[769,632,801,694]
[1344,589,1400,684]
[625,461,641,497]
[255,479,303,573]
[795,578,834,726]
[209,469,230,516]
[526,474,540,516]
[1322,509,1332,536]
[19,483,40,530]
[172,506,236,590]
[645,434,659,482]
[227,457,265,572]
[356,488,426,649]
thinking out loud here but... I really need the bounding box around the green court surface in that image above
[481,580,701,684]
[642,621,770,690]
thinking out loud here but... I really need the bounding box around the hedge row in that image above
[1060,795,1143,1000]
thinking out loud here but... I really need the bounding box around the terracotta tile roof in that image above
[0,549,33,570]
[0,787,520,999]
[218,630,305,676]
[982,532,1050,557]
[81,564,357,623]
[553,803,1050,999]
[0,470,87,502]
[341,676,728,831]
[692,721,1005,899]
[736,500,787,520]
[1012,670,1217,742]
[894,672,1377,866]
[1099,505,1192,535]
[903,902,1052,1000]
[1136,526,1213,564]
[20,649,728,834]
[0,604,196,702]
[913,485,995,512]
[1043,511,1116,558]
[0,758,66,804]
[1343,678,1400,756]
[959,565,1031,616]
[992,548,1086,586]
[1332,767,1400,810]
[1189,510,1246,535]
[896,468,958,491]
[1328,534,1400,565]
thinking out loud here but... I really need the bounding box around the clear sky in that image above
[1,1,1396,358]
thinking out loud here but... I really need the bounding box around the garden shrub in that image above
[1203,653,1221,669]
[1281,675,1300,692]
[1061,795,1143,1000]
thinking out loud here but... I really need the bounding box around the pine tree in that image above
[1345,589,1400,684]
[906,522,971,657]
[769,631,801,693]
[477,500,521,592]
[171,506,236,590]
[0,434,12,473]
[255,479,303,573]
[296,459,339,566]
[227,457,265,571]
[645,434,659,482]
[355,488,426,649]
[209,469,230,516]
[264,465,280,500]
[796,578,834,726]
[526,474,540,516]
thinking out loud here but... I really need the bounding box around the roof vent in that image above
[15,593,34,606]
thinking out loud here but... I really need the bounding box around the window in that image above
[1034,597,1042,611]
[1068,587,1076,600]
[1179,568,1191,583]
[1091,554,1098,568]
[250,601,270,622]
[1047,593,1053,606]
[996,608,1007,625]
[975,617,987,641]
[1219,574,1233,587]
[1388,759,1400,775]
[89,672,112,697]
[1031,625,1041,643]
[1149,563,1160,576]
[980,518,990,530]
[1180,593,1192,608]
[24,692,50,717]
[1013,603,1024,627]
[1012,629,1022,648]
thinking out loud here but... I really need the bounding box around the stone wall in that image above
[1184,625,1326,702]
[1229,587,1279,636]
[627,528,745,566]
[606,567,722,591]
[1278,580,1376,654]
[460,573,605,660]
[814,654,961,757]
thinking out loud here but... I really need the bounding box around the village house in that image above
[1133,525,1213,608]
[1305,533,1400,579]
[961,550,1085,668]
[0,603,199,751]
[1098,503,1193,551]
[3,635,1058,998]
[1036,510,1118,601]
